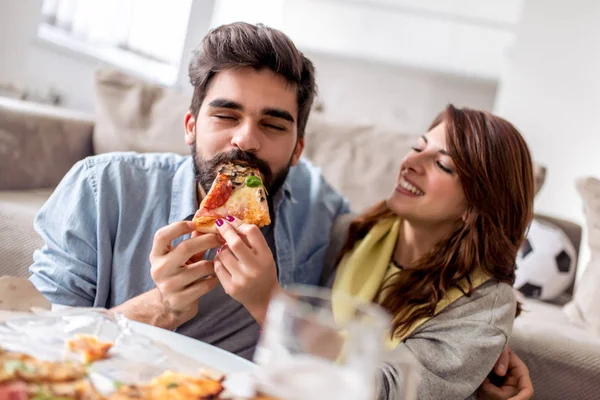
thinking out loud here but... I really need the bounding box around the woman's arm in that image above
[377,281,516,400]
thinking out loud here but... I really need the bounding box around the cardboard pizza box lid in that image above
[0,276,51,313]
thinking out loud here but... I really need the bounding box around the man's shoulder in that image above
[287,158,338,195]
[82,152,189,174]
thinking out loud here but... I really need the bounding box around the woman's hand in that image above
[214,215,281,327]
[477,346,534,400]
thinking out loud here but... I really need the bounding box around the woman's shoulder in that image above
[434,279,517,334]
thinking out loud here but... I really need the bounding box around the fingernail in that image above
[215,218,224,227]
[498,364,506,374]
[216,247,222,255]
[226,215,235,222]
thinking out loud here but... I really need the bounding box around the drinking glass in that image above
[253,284,392,400]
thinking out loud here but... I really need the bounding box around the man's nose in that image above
[231,121,260,153]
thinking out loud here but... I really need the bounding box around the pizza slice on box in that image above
[193,162,271,233]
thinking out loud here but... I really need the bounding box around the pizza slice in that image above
[193,162,271,233]
[0,348,102,400]
[66,334,113,364]
[108,370,224,400]
[0,348,87,383]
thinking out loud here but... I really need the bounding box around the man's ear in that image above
[290,137,305,166]
[184,111,196,146]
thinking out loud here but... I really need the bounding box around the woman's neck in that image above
[393,220,456,268]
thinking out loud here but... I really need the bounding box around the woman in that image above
[324,104,535,400]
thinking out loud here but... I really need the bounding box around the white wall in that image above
[0,0,214,112]
[212,0,524,81]
[494,0,600,276]
[0,0,497,131]
[0,0,99,111]
[308,52,496,133]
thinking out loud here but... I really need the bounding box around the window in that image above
[39,0,193,85]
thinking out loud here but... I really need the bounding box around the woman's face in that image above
[386,122,468,227]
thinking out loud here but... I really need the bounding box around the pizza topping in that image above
[245,175,262,188]
[203,175,233,210]
[65,335,113,364]
[3,360,33,375]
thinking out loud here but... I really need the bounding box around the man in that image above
[30,22,348,360]
[29,22,531,399]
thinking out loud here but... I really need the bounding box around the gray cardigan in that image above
[321,214,517,400]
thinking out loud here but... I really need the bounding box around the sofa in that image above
[1,69,600,399]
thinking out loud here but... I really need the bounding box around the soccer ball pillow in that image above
[514,219,577,301]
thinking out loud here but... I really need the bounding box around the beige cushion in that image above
[0,277,51,311]
[0,97,94,190]
[564,177,600,334]
[303,115,416,212]
[533,162,547,196]
[93,68,191,155]
[511,297,600,400]
[0,190,52,278]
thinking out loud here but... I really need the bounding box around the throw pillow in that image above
[303,115,416,212]
[533,162,547,196]
[564,177,600,334]
[93,68,191,155]
[0,97,94,190]
[514,218,577,301]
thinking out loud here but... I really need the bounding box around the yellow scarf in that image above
[332,218,491,349]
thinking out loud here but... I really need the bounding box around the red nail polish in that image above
[216,247,222,254]
[215,218,224,227]
[226,215,235,222]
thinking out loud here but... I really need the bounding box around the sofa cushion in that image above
[0,190,52,278]
[93,68,191,155]
[564,177,600,334]
[533,162,547,196]
[0,97,94,190]
[511,296,600,400]
[303,115,416,213]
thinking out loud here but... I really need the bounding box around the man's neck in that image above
[393,219,458,268]
[196,184,206,207]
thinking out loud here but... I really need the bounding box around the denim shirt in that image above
[29,152,349,357]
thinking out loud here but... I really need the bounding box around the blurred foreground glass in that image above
[253,285,392,400]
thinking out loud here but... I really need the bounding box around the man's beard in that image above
[191,140,292,199]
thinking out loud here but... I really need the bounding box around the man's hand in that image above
[149,221,222,325]
[213,216,281,327]
[112,221,221,330]
[477,346,534,400]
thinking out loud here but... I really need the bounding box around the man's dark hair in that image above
[188,22,316,138]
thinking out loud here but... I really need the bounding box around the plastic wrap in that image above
[0,307,254,396]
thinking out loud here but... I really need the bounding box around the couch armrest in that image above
[511,299,600,400]
[511,325,600,400]
[0,97,95,190]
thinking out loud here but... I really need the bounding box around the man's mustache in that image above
[203,149,273,188]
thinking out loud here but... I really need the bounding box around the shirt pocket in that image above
[293,243,329,285]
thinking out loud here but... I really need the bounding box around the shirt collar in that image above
[169,157,198,224]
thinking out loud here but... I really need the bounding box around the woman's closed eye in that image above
[412,146,453,174]
[437,161,453,174]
